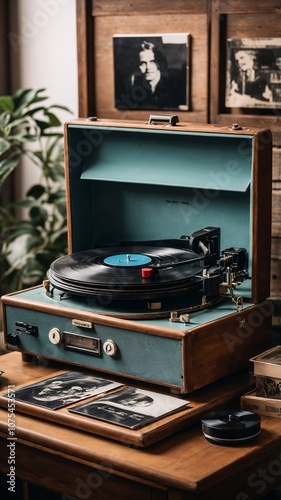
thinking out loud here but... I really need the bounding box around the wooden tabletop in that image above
[0,352,281,499]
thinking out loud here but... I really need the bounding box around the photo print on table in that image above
[4,371,123,410]
[69,385,189,429]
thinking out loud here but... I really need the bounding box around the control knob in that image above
[103,339,118,357]
[7,333,20,346]
[48,327,62,345]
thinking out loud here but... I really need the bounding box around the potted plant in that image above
[0,88,72,296]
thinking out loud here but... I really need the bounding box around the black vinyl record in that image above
[201,410,261,446]
[47,244,203,300]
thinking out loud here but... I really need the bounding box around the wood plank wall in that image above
[271,147,281,329]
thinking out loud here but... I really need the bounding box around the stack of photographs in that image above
[4,371,189,430]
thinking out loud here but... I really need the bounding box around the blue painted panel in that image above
[74,127,252,192]
[66,126,253,277]
[5,304,183,387]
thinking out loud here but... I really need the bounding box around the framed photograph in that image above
[225,38,281,109]
[4,371,122,410]
[113,33,190,111]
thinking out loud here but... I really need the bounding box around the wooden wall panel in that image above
[271,147,281,303]
[77,0,210,123]
[92,0,209,16]
[91,0,209,16]
[0,1,10,95]
[93,14,208,122]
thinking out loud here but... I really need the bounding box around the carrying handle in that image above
[148,114,179,126]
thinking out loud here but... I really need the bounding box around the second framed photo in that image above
[225,38,281,109]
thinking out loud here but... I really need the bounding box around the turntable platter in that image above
[47,244,203,300]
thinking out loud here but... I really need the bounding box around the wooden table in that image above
[0,352,281,499]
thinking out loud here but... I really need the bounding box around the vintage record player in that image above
[1,116,273,394]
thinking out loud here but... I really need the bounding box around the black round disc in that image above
[201,410,261,446]
[47,245,203,299]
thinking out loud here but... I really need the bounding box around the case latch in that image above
[148,114,179,126]
[230,123,243,130]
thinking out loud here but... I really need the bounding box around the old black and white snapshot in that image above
[5,371,122,410]
[69,386,189,429]
[225,37,281,108]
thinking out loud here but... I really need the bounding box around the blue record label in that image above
[104,253,152,267]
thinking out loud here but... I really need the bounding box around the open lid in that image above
[80,127,252,192]
[64,119,272,303]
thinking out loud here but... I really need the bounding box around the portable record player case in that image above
[1,117,273,394]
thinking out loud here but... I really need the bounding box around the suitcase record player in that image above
[1,116,273,394]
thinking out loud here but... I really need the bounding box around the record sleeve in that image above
[69,386,190,429]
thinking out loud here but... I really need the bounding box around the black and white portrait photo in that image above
[8,371,122,410]
[113,33,190,111]
[69,385,188,429]
[225,38,281,109]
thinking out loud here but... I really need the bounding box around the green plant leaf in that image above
[12,198,37,209]
[27,184,45,199]
[25,235,44,253]
[24,105,50,116]
[33,119,53,132]
[52,231,67,248]
[5,226,35,243]
[6,116,34,128]
[13,88,48,112]
[0,158,19,188]
[43,110,62,127]
[49,104,73,113]
[0,96,14,112]
[35,250,55,267]
[0,113,11,127]
[8,132,36,143]
[0,87,71,294]
[0,137,11,155]
[30,206,48,224]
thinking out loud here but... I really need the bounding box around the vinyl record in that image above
[201,410,261,446]
[47,244,203,300]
